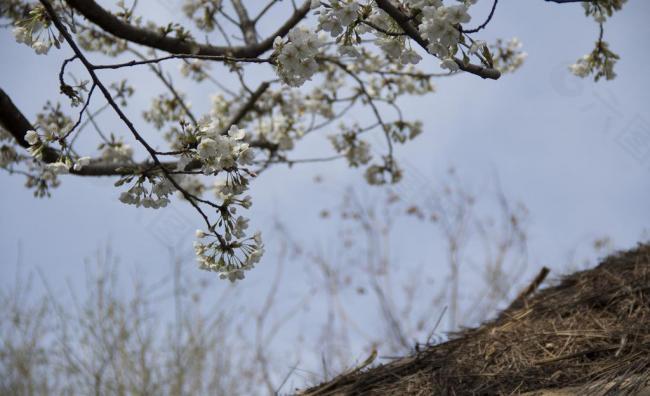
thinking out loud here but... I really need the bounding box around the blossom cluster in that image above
[329,127,372,167]
[117,175,175,209]
[245,84,344,153]
[0,146,18,169]
[307,1,480,75]
[569,41,618,81]
[569,56,593,79]
[315,0,361,38]
[142,93,191,129]
[365,156,402,185]
[314,1,420,64]
[99,139,134,163]
[194,125,254,174]
[12,5,59,55]
[0,128,18,169]
[418,3,472,71]
[273,26,326,86]
[166,118,262,280]
[24,169,61,198]
[569,1,625,81]
[132,104,264,280]
[182,0,220,32]
[25,130,91,172]
[179,59,211,82]
[194,230,264,282]
[17,129,93,197]
[192,169,262,281]
[582,0,626,23]
[256,114,303,151]
[377,36,422,65]
[490,38,527,74]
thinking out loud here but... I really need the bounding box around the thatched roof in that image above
[301,243,650,396]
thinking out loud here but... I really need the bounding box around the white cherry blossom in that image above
[25,130,39,145]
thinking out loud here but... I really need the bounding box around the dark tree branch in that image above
[69,161,178,176]
[374,0,501,80]
[0,88,35,149]
[64,0,310,58]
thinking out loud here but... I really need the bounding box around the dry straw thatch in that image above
[301,243,650,395]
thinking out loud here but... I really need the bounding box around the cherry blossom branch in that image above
[0,91,173,176]
[2,82,283,176]
[1,87,162,175]
[40,0,219,230]
[374,0,501,80]
[64,0,311,58]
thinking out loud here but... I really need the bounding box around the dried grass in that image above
[301,243,650,395]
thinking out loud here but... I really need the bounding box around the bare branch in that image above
[69,161,177,176]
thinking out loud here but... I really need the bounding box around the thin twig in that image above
[461,0,498,34]
[92,54,272,70]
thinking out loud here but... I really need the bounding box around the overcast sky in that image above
[1,0,649,388]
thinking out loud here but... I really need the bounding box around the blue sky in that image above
[1,0,649,387]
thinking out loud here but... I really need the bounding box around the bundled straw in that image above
[302,243,650,395]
